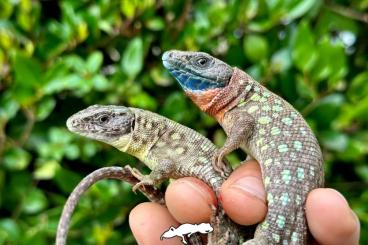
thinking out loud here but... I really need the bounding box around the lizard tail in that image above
[55,166,164,245]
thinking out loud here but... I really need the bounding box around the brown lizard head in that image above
[66,105,135,148]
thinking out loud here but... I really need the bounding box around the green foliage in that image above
[0,0,367,244]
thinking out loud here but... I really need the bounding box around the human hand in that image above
[129,160,360,245]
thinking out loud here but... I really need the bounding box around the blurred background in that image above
[0,0,367,244]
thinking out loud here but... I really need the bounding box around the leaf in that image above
[0,219,20,242]
[3,148,31,171]
[348,71,368,102]
[243,35,269,62]
[120,0,135,19]
[284,0,318,22]
[12,52,43,87]
[22,188,48,214]
[320,131,348,152]
[145,17,165,31]
[34,160,60,180]
[35,96,56,121]
[86,51,103,74]
[121,37,144,79]
[0,92,19,120]
[127,92,157,111]
[292,21,317,72]
[271,49,291,73]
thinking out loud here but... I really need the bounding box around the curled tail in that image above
[56,166,164,245]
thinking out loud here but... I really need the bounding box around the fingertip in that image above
[220,160,267,225]
[129,202,182,245]
[165,177,217,224]
[306,188,360,245]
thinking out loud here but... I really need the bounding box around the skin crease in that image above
[129,160,360,245]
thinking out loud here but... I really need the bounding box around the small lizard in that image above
[56,166,167,245]
[162,50,324,245]
[66,105,248,244]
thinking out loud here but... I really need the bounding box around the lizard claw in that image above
[132,181,146,194]
[213,150,228,175]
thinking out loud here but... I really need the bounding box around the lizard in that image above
[56,165,169,245]
[162,50,324,245]
[66,105,254,244]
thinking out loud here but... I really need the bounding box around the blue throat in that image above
[168,69,224,92]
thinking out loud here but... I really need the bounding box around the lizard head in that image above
[162,50,233,92]
[66,105,135,148]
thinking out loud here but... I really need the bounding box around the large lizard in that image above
[65,105,251,244]
[162,50,324,245]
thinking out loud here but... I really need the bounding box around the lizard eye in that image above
[194,57,211,68]
[196,57,208,66]
[98,114,110,124]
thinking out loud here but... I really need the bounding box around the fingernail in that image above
[177,179,216,205]
[229,176,266,202]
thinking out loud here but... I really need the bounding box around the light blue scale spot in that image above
[290,152,297,160]
[273,234,280,242]
[262,105,271,111]
[300,127,307,136]
[281,193,290,206]
[291,111,298,118]
[310,166,315,176]
[272,105,283,112]
[263,91,270,97]
[296,195,301,205]
[293,141,303,151]
[261,221,269,230]
[277,215,286,229]
[245,85,252,91]
[291,232,298,242]
[251,93,261,101]
[268,193,274,204]
[281,169,292,184]
[278,144,289,153]
[264,159,273,166]
[282,117,293,126]
[254,87,260,92]
[247,105,259,113]
[259,97,268,102]
[271,127,281,135]
[283,130,291,137]
[258,116,272,124]
[297,168,305,180]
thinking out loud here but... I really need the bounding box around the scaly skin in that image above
[66,105,248,245]
[162,50,324,245]
[56,166,167,245]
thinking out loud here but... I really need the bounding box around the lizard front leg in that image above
[131,159,175,192]
[214,111,255,174]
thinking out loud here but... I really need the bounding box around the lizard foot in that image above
[132,179,154,193]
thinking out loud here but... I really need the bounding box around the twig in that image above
[325,3,368,24]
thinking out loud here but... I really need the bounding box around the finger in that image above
[165,177,217,223]
[129,202,182,245]
[306,188,360,245]
[220,160,267,225]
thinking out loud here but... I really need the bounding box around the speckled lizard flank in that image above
[66,105,249,245]
[162,50,324,245]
